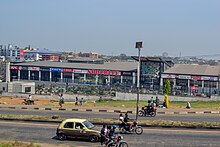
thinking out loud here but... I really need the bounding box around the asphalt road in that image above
[0,120,220,147]
[0,108,220,122]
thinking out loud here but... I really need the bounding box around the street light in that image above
[135,41,143,120]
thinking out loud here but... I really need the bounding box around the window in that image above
[64,122,74,128]
[25,87,31,93]
[75,123,84,129]
[83,120,94,129]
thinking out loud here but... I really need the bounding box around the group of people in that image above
[58,95,85,108]
[100,124,117,145]
[75,97,84,106]
[147,96,160,107]
[119,113,132,131]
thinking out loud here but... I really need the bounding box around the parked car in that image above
[56,118,100,142]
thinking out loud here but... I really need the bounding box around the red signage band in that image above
[10,66,20,70]
[88,69,119,76]
[62,68,73,73]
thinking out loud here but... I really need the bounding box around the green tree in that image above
[164,80,170,95]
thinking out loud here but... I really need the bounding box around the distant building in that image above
[78,52,99,59]
[0,44,24,62]
[24,49,61,61]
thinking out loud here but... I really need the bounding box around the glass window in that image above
[83,120,94,129]
[75,123,84,129]
[64,122,74,129]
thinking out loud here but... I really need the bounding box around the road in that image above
[0,108,220,122]
[0,120,219,147]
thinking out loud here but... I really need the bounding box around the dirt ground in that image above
[0,96,56,106]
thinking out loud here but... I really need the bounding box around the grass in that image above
[81,100,220,109]
[0,141,40,147]
[0,114,220,129]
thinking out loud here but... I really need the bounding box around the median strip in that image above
[0,114,220,130]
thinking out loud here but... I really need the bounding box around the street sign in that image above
[135,42,143,48]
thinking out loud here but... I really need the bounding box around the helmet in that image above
[112,124,117,129]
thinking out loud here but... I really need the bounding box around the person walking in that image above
[79,98,84,105]
[59,94,64,108]
[75,97,78,106]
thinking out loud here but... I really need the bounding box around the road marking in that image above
[0,120,219,134]
[0,121,58,127]
[142,128,220,133]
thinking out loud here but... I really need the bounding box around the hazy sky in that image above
[0,0,220,57]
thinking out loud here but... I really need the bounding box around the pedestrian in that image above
[75,96,78,106]
[186,101,191,109]
[156,96,160,107]
[59,94,64,108]
[79,98,84,105]
[100,125,107,145]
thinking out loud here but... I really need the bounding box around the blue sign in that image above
[50,68,62,72]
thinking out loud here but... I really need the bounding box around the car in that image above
[56,118,101,142]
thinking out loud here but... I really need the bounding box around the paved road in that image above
[0,120,219,147]
[0,108,220,122]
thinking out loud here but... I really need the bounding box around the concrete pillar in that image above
[6,62,10,82]
[83,73,86,81]
[95,75,98,85]
[39,71,41,81]
[108,75,111,84]
[61,72,63,82]
[188,79,190,95]
[49,71,52,82]
[120,75,123,83]
[160,77,163,87]
[18,70,20,81]
[72,73,74,83]
[28,70,30,80]
[132,72,136,85]
[202,80,204,88]
[216,81,218,89]
[173,79,176,87]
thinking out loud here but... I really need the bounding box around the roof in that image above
[12,61,138,71]
[164,64,220,76]
[26,49,61,55]
[131,56,173,67]
[63,118,87,123]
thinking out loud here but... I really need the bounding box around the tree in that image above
[164,80,170,95]
[164,80,170,108]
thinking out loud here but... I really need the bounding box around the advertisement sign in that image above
[161,74,175,79]
[10,66,20,70]
[88,69,119,76]
[191,76,201,80]
[28,67,40,71]
[73,69,88,74]
[20,49,24,58]
[40,68,50,71]
[50,68,62,72]
[121,72,132,76]
[178,75,191,79]
[20,66,28,70]
[62,68,73,73]
[201,76,218,81]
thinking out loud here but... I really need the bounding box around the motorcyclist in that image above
[119,113,125,129]
[124,113,132,131]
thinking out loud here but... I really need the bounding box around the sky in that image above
[0,0,220,57]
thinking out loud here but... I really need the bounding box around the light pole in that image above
[135,41,143,120]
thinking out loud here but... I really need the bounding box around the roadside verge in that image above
[0,114,220,130]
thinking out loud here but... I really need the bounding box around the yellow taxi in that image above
[56,118,101,142]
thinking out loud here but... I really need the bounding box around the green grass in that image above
[0,141,40,147]
[81,100,220,109]
[0,114,220,129]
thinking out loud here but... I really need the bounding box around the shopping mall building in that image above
[7,58,220,95]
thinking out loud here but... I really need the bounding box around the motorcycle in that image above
[106,134,128,147]
[22,99,34,105]
[138,106,157,117]
[119,120,143,135]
